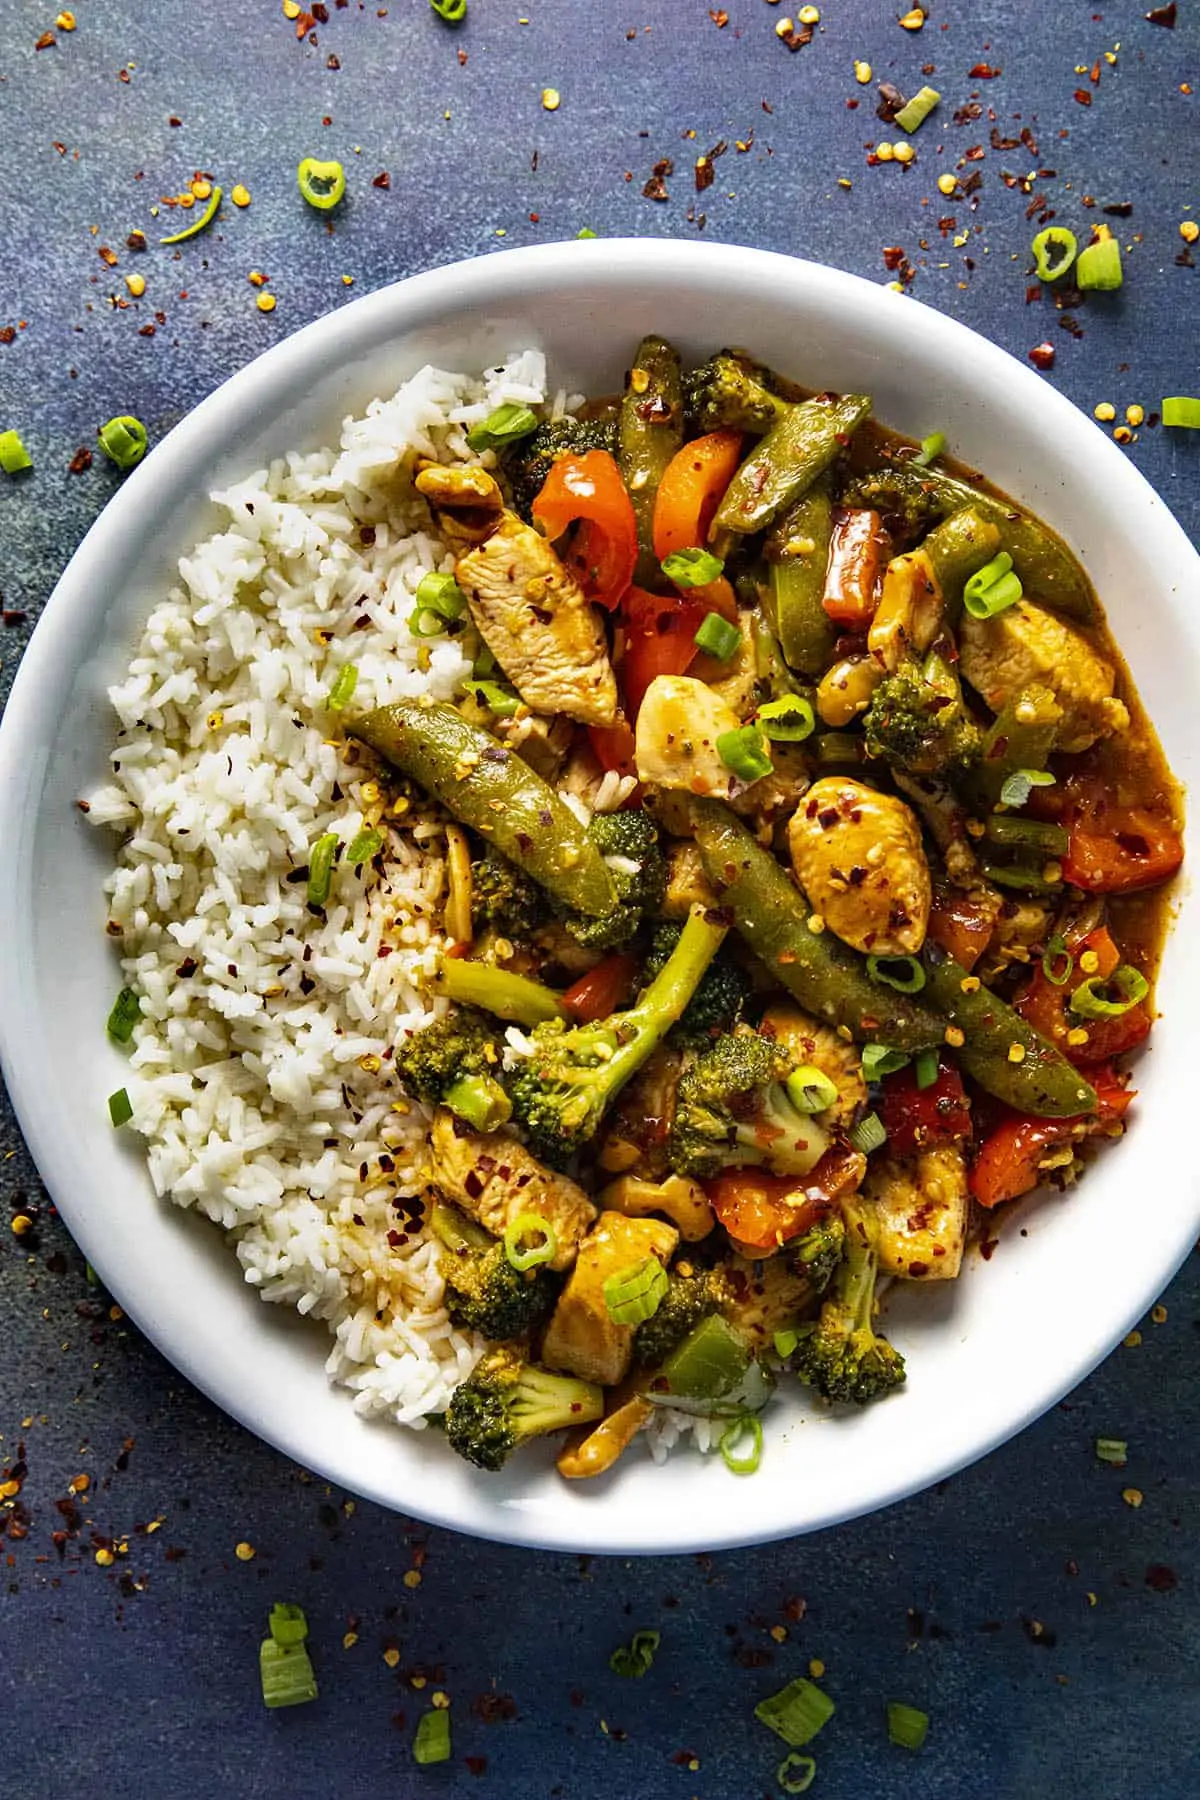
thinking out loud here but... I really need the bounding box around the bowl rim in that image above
[1,238,1197,1554]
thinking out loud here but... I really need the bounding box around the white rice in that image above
[86,350,566,1430]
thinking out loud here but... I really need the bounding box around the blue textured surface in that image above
[2,2,1199,1795]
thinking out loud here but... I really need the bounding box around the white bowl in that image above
[1,242,1196,1554]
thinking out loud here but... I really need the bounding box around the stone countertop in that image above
[1,2,1198,1795]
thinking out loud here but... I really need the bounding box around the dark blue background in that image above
[1,3,1197,1795]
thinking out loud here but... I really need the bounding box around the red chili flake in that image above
[990,126,1020,150]
[3,611,27,627]
[953,100,983,123]
[464,1759,487,1778]
[695,157,715,192]
[762,98,774,113]
[1028,342,1056,371]
[1020,126,1041,155]
[327,53,340,69]
[1025,284,1042,304]
[969,63,1002,79]
[98,246,119,268]
[671,1751,700,1767]
[881,245,905,270]
[783,1595,807,1621]
[472,1693,518,1724]
[68,446,93,473]
[118,68,130,82]
[52,140,68,156]
[963,144,986,162]
[709,7,729,24]
[1145,1564,1179,1592]
[168,115,182,126]
[312,1,330,17]
[295,10,316,37]
[1073,89,1092,106]
[35,30,56,49]
[529,210,539,222]
[0,327,15,346]
[778,21,813,50]
[126,230,148,252]
[372,170,391,189]
[877,81,906,122]
[1145,2,1176,22]
[1102,200,1133,217]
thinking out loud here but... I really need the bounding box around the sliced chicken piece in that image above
[864,1144,968,1280]
[415,464,618,728]
[867,551,943,673]
[958,600,1129,753]
[427,1108,594,1272]
[541,1211,679,1387]
[634,675,745,798]
[494,709,575,783]
[787,776,931,956]
[661,840,719,919]
[698,610,763,719]
[758,1001,868,1128]
[727,742,812,832]
[720,1248,822,1349]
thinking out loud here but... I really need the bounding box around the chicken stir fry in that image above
[348,339,1182,1480]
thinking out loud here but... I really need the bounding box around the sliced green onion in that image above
[979,854,1060,894]
[461,678,521,717]
[107,986,141,1044]
[306,832,339,907]
[326,662,358,710]
[503,1212,557,1272]
[984,815,1069,855]
[887,1701,929,1751]
[755,1676,836,1748]
[1042,934,1074,986]
[1031,225,1078,282]
[415,569,466,622]
[693,610,742,659]
[466,403,540,453]
[1000,768,1056,808]
[861,1043,910,1082]
[717,724,773,784]
[1162,396,1200,430]
[609,1629,660,1678]
[0,429,33,474]
[160,184,223,244]
[662,546,725,588]
[720,1412,763,1476]
[911,430,945,468]
[756,695,816,742]
[1076,233,1123,292]
[1095,1436,1128,1465]
[773,1327,800,1360]
[260,1636,318,1709]
[97,415,148,472]
[108,1086,133,1127]
[603,1256,669,1325]
[866,952,926,994]
[777,1754,818,1795]
[412,1707,452,1764]
[1069,965,1149,1020]
[849,1111,888,1155]
[269,1602,309,1647]
[444,1072,512,1132]
[577,226,599,239]
[429,0,467,22]
[345,826,383,865]
[964,551,1023,620]
[914,1047,940,1091]
[893,84,941,132]
[785,1065,838,1114]
[297,157,346,211]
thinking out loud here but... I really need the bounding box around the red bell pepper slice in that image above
[1015,925,1152,1068]
[969,1062,1133,1209]
[1058,775,1183,895]
[619,584,708,719]
[561,952,640,1023]
[876,1060,972,1159]
[926,889,996,973]
[706,1144,864,1254]
[532,449,638,611]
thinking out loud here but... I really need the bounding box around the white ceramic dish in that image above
[1,242,1196,1554]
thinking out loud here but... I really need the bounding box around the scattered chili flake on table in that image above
[67,445,92,473]
[1145,3,1176,24]
[1028,341,1056,370]
[372,170,391,189]
[1074,89,1092,105]
[35,30,57,49]
[709,8,729,25]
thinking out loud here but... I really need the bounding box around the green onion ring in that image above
[1068,965,1149,1019]
[503,1212,557,1272]
[719,1412,763,1475]
[866,952,926,994]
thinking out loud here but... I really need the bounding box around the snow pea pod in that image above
[761,475,837,677]
[966,684,1061,808]
[922,945,1097,1117]
[619,335,685,587]
[715,392,871,538]
[350,700,618,917]
[691,801,944,1051]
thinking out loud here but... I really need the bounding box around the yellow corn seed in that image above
[1152,1303,1168,1324]
[95,1548,114,1566]
[191,179,212,200]
[384,1647,401,1668]
[809,1658,826,1678]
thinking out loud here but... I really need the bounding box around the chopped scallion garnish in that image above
[963,551,1022,620]
[1076,231,1123,291]
[108,1086,133,1128]
[1095,1437,1128,1465]
[893,84,941,132]
[755,1676,836,1747]
[693,610,742,660]
[717,724,773,784]
[609,1629,660,1678]
[461,678,521,717]
[1031,225,1078,283]
[777,1754,818,1795]
[999,768,1056,808]
[345,827,383,865]
[296,157,346,211]
[1162,396,1200,430]
[269,1602,309,1647]
[603,1256,669,1325]
[429,0,467,23]
[861,1043,910,1082]
[720,1412,763,1475]
[1069,965,1148,1019]
[773,1328,800,1360]
[503,1212,557,1272]
[661,546,725,588]
[911,430,945,468]
[107,986,141,1044]
[160,185,223,245]
[914,1047,940,1091]
[412,1707,452,1763]
[756,694,816,743]
[886,1700,930,1750]
[260,1635,318,1709]
[866,952,926,994]
[306,832,339,908]
[412,570,466,627]
[97,415,149,472]
[466,403,540,453]
[576,226,599,239]
[326,663,358,710]
[1042,934,1074,987]
[0,429,33,475]
[849,1111,888,1155]
[785,1065,838,1115]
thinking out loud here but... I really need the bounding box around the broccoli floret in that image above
[839,466,943,550]
[429,1202,559,1341]
[633,1263,733,1368]
[394,1008,503,1107]
[791,1196,906,1405]
[558,811,667,952]
[444,1345,604,1471]
[643,922,750,1042]
[471,846,547,938]
[509,907,727,1164]
[667,1032,826,1182]
[503,416,619,523]
[863,652,983,780]
[791,1212,846,1296]
[683,350,792,436]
